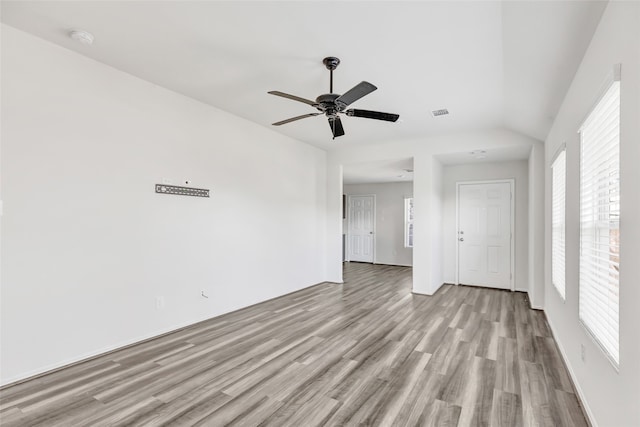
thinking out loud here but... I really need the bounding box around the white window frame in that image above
[578,65,621,369]
[404,197,414,248]
[551,146,567,300]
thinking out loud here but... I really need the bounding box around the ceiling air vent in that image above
[431,108,449,117]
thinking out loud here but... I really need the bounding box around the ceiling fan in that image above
[268,57,400,139]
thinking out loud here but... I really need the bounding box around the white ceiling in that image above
[435,145,532,166]
[342,145,532,184]
[343,158,414,185]
[1,1,606,150]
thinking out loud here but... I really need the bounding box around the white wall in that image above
[0,26,327,385]
[543,2,640,426]
[528,143,545,309]
[441,160,529,291]
[429,158,443,290]
[343,181,413,266]
[326,129,544,299]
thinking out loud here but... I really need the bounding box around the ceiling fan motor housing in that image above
[315,93,344,116]
[268,56,398,138]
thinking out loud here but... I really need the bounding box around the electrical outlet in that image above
[156,296,165,310]
[581,344,586,362]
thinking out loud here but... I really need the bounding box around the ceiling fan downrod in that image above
[323,56,340,94]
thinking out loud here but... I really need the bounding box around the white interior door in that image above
[457,181,513,290]
[348,195,375,263]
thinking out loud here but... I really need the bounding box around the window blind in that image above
[552,150,566,299]
[579,80,620,366]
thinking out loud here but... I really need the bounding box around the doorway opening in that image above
[342,158,414,267]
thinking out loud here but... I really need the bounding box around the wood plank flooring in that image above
[0,263,587,426]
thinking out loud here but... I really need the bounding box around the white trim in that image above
[345,196,349,261]
[550,142,567,165]
[529,299,544,311]
[546,316,598,427]
[455,179,516,291]
[0,312,217,387]
[550,149,567,302]
[455,183,460,285]
[578,64,621,133]
[346,194,376,264]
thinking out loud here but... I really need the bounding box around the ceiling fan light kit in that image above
[268,57,399,139]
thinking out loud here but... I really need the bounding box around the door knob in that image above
[459,237,464,242]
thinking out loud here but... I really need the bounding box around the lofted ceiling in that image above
[342,145,532,184]
[1,1,607,150]
[343,158,414,185]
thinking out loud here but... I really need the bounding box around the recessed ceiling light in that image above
[431,108,449,117]
[69,29,94,46]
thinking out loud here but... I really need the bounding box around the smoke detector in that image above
[69,29,94,46]
[431,108,449,117]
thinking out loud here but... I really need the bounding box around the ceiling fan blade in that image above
[268,91,316,106]
[335,81,377,107]
[272,113,321,126]
[328,116,345,139]
[346,109,400,122]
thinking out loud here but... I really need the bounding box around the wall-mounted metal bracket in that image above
[155,184,209,198]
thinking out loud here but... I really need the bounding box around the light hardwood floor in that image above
[0,263,587,426]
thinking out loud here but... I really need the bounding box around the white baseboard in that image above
[529,297,544,310]
[1,280,331,387]
[371,261,412,267]
[412,282,444,297]
[546,316,598,427]
[0,314,215,387]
